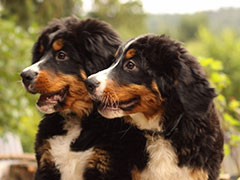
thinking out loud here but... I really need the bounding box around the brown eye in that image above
[124,60,137,71]
[56,51,68,61]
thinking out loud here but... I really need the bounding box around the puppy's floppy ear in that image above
[75,19,121,75]
[148,35,216,117]
[80,31,121,75]
[176,55,217,117]
[83,31,119,58]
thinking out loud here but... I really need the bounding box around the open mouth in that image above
[98,96,140,112]
[36,86,69,113]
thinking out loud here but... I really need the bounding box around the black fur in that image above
[72,110,148,180]
[36,109,147,180]
[32,17,121,75]
[87,34,224,180]
[22,17,147,180]
[133,35,224,180]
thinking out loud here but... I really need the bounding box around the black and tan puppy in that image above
[21,17,147,180]
[86,34,224,180]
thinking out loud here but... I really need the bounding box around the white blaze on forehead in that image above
[121,37,137,52]
[23,56,47,73]
[22,30,60,74]
[22,57,47,73]
[118,33,151,60]
[88,56,121,96]
[87,63,116,97]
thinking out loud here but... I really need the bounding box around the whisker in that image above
[103,94,109,110]
[120,125,132,139]
[101,95,106,104]
[101,94,108,110]
[110,97,114,108]
[111,90,119,108]
[101,89,120,110]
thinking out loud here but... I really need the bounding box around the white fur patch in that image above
[88,59,119,97]
[98,108,125,119]
[22,57,46,73]
[139,137,194,180]
[128,113,196,179]
[36,103,56,114]
[48,117,93,180]
[129,113,162,131]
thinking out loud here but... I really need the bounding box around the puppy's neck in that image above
[128,112,163,132]
[127,112,184,140]
[60,104,93,120]
[59,111,84,127]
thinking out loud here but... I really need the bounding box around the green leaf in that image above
[223,113,240,126]
[224,144,231,156]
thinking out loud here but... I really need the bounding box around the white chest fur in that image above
[140,137,194,180]
[128,113,197,180]
[48,118,93,180]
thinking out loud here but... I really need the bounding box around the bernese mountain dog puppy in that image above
[20,17,147,180]
[86,34,224,180]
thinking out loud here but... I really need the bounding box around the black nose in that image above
[20,70,38,87]
[85,78,100,94]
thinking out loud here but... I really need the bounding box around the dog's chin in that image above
[36,103,57,114]
[96,96,140,119]
[98,107,125,119]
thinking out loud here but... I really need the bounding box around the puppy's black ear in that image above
[148,35,216,117]
[82,32,121,75]
[75,19,121,75]
[83,30,120,60]
[176,55,217,117]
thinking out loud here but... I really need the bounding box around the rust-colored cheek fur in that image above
[35,70,93,116]
[104,80,164,119]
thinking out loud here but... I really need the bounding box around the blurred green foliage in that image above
[0,18,41,152]
[89,0,146,40]
[196,27,240,100]
[178,13,207,42]
[0,0,82,27]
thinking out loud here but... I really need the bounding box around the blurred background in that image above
[0,0,240,179]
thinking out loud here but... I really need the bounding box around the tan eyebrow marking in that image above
[125,48,136,59]
[52,39,63,51]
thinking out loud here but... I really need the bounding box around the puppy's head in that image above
[21,17,121,116]
[86,34,216,122]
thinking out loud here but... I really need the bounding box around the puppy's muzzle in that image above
[85,77,100,94]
